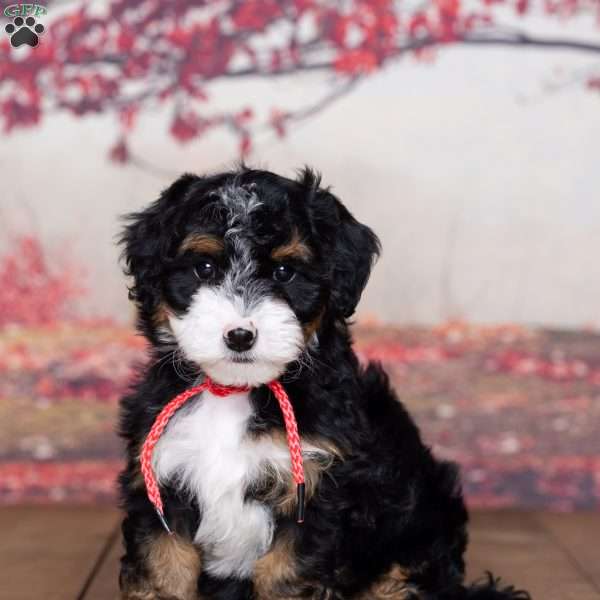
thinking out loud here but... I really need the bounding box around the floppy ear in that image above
[301,169,380,318]
[329,200,380,318]
[120,174,199,314]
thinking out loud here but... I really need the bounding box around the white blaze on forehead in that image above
[168,286,304,387]
[222,236,256,301]
[218,183,262,230]
[212,183,264,302]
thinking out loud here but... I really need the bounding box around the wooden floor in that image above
[1,508,599,599]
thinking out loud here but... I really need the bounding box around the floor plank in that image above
[535,512,600,594]
[91,510,600,599]
[4,508,599,599]
[0,505,119,600]
[81,525,121,600]
[467,511,600,600]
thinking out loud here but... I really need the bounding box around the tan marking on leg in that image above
[359,564,413,600]
[120,563,157,600]
[120,588,156,600]
[121,533,202,600]
[146,533,201,599]
[253,531,299,600]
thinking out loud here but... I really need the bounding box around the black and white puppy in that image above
[118,167,528,600]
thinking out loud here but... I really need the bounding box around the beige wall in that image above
[1,32,599,327]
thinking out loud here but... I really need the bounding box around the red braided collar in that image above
[140,377,305,534]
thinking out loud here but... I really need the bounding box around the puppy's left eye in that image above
[273,264,295,284]
[194,260,217,281]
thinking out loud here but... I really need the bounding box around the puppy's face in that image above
[163,183,321,387]
[122,169,379,387]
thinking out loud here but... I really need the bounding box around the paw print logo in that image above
[5,16,45,48]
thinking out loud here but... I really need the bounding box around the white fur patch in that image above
[161,277,310,576]
[168,287,304,387]
[153,389,322,578]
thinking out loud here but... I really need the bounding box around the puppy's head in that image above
[121,168,379,387]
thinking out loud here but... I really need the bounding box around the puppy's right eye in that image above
[194,260,216,281]
[273,264,296,284]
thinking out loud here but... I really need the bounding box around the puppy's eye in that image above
[273,264,295,284]
[194,260,216,281]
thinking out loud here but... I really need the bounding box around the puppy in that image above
[118,167,528,600]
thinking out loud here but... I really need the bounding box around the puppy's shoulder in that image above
[119,358,188,443]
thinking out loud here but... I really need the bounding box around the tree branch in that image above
[190,31,600,82]
[285,77,361,123]
[459,31,600,54]
[57,29,600,89]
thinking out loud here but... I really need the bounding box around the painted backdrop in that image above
[1,0,599,509]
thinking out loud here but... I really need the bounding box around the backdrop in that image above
[1,0,599,509]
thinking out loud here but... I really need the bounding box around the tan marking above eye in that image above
[179,233,224,256]
[271,230,313,262]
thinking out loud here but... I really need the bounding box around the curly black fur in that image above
[118,167,529,600]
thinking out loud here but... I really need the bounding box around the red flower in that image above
[109,138,130,163]
[170,112,200,143]
[334,49,378,74]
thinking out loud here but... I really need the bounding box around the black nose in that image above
[224,327,256,352]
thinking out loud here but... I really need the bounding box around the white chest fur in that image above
[152,390,297,578]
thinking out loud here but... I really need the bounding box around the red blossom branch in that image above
[1,0,598,164]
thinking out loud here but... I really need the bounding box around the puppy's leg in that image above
[253,529,325,600]
[120,513,202,600]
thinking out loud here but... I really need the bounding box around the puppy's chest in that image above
[152,390,295,578]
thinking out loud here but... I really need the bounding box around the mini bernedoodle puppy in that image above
[118,167,529,600]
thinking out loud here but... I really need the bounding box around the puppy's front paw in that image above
[120,576,196,600]
[120,533,201,600]
[120,590,160,600]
